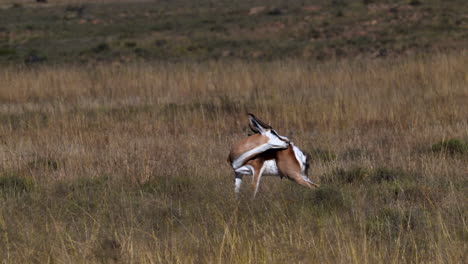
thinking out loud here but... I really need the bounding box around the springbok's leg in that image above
[234,165,254,194]
[302,175,320,188]
[251,163,266,199]
[289,174,319,189]
[234,172,243,193]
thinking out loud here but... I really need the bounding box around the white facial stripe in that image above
[231,130,289,169]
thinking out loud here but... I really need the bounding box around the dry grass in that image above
[0,52,467,263]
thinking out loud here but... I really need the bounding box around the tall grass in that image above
[0,52,467,263]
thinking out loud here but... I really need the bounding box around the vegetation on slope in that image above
[0,0,467,64]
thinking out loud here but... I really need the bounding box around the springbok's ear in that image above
[248,113,272,134]
[248,121,259,134]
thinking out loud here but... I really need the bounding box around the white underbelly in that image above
[262,160,280,176]
[234,160,281,177]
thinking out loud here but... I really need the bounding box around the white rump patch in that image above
[291,143,307,173]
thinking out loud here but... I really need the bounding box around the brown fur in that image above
[246,146,318,193]
[228,134,269,163]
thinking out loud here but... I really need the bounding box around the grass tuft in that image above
[309,148,337,162]
[321,167,370,184]
[0,172,33,194]
[371,167,410,183]
[306,185,347,211]
[366,207,429,238]
[431,138,468,155]
[26,156,59,171]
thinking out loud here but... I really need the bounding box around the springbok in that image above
[228,114,319,198]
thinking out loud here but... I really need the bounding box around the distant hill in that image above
[0,0,467,64]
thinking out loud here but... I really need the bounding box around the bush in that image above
[309,148,336,162]
[371,167,409,183]
[92,43,110,53]
[409,0,422,7]
[0,172,33,194]
[431,138,468,155]
[397,185,443,207]
[125,41,137,48]
[24,50,47,64]
[11,3,22,8]
[306,185,347,211]
[141,175,196,198]
[53,176,108,198]
[0,48,16,56]
[341,167,369,183]
[322,167,369,184]
[366,207,429,238]
[323,167,413,185]
[26,156,58,171]
[341,148,365,160]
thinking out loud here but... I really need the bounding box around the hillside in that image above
[0,0,467,64]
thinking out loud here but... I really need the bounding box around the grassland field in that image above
[0,0,467,263]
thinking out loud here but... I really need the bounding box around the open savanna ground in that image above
[0,51,467,263]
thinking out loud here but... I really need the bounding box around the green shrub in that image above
[141,175,196,198]
[366,207,429,238]
[431,138,468,155]
[366,207,402,238]
[0,48,16,56]
[322,167,370,184]
[340,167,369,183]
[24,50,47,64]
[341,148,365,160]
[409,0,422,7]
[92,43,110,53]
[94,238,121,263]
[0,172,33,194]
[309,148,336,162]
[52,176,110,213]
[53,176,108,198]
[397,185,443,207]
[26,156,58,171]
[125,41,137,48]
[68,176,108,192]
[306,185,347,211]
[134,47,150,57]
[11,3,22,8]
[371,167,409,183]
